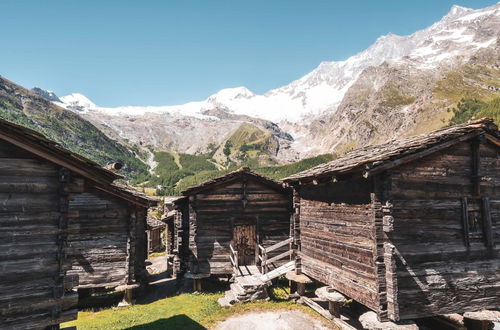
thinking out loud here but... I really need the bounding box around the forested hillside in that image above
[147,152,334,195]
[448,97,500,126]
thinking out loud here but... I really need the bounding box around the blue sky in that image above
[0,0,497,106]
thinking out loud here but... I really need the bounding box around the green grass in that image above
[434,64,500,103]
[148,251,167,258]
[379,84,415,107]
[255,154,335,180]
[62,288,321,330]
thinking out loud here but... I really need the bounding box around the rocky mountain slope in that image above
[38,3,500,165]
[0,77,148,177]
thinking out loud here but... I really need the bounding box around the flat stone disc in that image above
[315,286,347,302]
[285,271,313,283]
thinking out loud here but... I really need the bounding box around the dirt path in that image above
[138,256,177,304]
[172,152,183,169]
[213,310,332,330]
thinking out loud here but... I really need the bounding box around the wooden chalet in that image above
[0,118,155,328]
[284,118,500,322]
[67,183,156,293]
[146,215,166,253]
[172,167,292,277]
[162,196,185,274]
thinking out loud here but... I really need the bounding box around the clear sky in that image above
[0,0,497,106]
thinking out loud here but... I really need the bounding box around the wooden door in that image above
[233,224,256,266]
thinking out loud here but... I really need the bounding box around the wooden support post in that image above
[297,283,305,296]
[124,288,133,304]
[471,137,481,197]
[193,279,202,292]
[118,288,133,307]
[328,301,341,318]
[462,197,470,247]
[263,250,268,274]
[289,280,297,294]
[482,197,494,248]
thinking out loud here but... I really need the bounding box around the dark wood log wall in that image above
[173,201,190,275]
[67,186,148,288]
[385,140,500,320]
[148,227,164,253]
[133,206,148,285]
[0,141,77,329]
[297,179,379,311]
[188,179,291,275]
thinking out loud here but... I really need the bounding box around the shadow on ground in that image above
[124,314,206,330]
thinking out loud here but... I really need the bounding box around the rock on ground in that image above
[213,310,331,330]
[359,311,418,330]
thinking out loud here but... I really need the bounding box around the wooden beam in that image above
[301,297,333,320]
[482,197,494,248]
[262,249,294,266]
[364,131,482,178]
[471,137,481,196]
[461,197,470,248]
[263,237,293,254]
[485,133,500,148]
[93,185,155,208]
[0,131,119,184]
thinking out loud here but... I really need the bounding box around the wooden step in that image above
[260,260,295,282]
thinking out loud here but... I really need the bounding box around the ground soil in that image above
[213,310,333,330]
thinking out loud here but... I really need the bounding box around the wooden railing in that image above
[258,237,293,274]
[229,243,238,275]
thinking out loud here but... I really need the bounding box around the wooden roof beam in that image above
[485,133,500,148]
[363,131,482,178]
[0,131,120,184]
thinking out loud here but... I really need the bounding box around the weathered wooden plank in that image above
[0,158,58,176]
[300,254,379,311]
[263,237,293,253]
[365,133,480,177]
[262,249,293,266]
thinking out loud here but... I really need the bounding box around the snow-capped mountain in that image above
[48,2,500,161]
[56,3,498,122]
[56,93,96,113]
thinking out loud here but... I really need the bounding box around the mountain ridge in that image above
[31,2,500,166]
[51,3,499,121]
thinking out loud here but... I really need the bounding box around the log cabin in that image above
[146,215,166,253]
[162,196,185,274]
[67,183,156,294]
[0,118,155,328]
[172,167,292,277]
[283,118,500,322]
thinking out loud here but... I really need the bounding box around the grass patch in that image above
[380,84,415,107]
[433,64,500,103]
[62,290,320,330]
[148,251,167,258]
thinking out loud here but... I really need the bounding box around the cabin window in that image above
[461,197,494,247]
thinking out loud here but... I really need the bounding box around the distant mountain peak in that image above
[58,93,96,112]
[448,4,472,16]
[31,87,61,103]
[207,87,255,102]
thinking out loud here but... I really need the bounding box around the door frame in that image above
[231,216,259,265]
